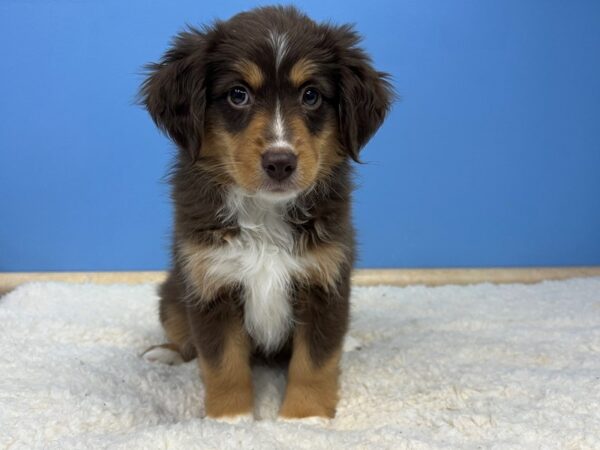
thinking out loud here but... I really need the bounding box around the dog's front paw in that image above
[279,384,337,419]
[203,381,254,420]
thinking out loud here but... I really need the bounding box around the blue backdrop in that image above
[1,0,599,271]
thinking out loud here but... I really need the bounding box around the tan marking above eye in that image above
[234,60,265,90]
[289,58,316,87]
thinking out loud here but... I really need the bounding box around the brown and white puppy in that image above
[140,6,392,420]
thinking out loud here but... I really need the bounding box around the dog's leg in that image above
[279,280,350,419]
[188,289,253,419]
[143,272,196,364]
[279,327,342,419]
[198,324,253,419]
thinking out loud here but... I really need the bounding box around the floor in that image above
[1,267,600,296]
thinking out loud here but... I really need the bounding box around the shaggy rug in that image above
[1,278,600,449]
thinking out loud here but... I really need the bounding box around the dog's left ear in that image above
[139,28,208,161]
[335,26,394,161]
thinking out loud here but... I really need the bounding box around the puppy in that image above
[141,5,392,420]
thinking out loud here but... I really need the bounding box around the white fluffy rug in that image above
[1,279,600,449]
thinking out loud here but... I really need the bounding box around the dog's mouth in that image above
[257,179,301,201]
[262,178,295,192]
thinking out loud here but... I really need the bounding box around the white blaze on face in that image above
[267,31,294,152]
[268,31,288,71]
[271,101,294,151]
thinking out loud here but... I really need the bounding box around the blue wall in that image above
[1,0,599,271]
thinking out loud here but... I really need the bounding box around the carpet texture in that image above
[1,279,600,449]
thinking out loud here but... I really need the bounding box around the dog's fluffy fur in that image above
[141,5,392,419]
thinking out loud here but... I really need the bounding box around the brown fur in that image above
[289,117,342,182]
[178,239,227,301]
[234,59,265,91]
[300,242,349,290]
[289,58,317,87]
[280,328,341,418]
[140,5,393,420]
[204,108,327,194]
[223,111,271,191]
[157,273,196,361]
[198,317,253,418]
[159,305,195,361]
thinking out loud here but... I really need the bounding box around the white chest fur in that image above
[208,190,301,352]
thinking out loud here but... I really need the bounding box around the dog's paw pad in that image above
[142,346,184,365]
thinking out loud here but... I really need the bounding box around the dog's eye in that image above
[301,87,321,109]
[228,86,251,107]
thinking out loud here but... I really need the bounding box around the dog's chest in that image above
[212,195,301,352]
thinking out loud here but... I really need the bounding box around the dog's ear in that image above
[140,28,208,161]
[335,26,394,161]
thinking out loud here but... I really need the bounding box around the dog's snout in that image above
[261,151,297,181]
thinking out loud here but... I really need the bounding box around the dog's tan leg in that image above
[143,274,196,363]
[198,320,253,418]
[279,328,342,419]
[280,271,350,419]
[159,300,196,361]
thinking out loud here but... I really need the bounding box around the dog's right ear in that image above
[140,28,208,161]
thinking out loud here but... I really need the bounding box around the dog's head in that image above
[141,6,393,200]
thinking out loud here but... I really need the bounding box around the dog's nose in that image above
[261,151,297,181]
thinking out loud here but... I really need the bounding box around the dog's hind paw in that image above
[142,344,185,365]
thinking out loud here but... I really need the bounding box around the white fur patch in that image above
[268,31,294,153]
[268,31,288,70]
[201,189,301,352]
[271,101,294,150]
[207,413,254,424]
[279,416,331,426]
